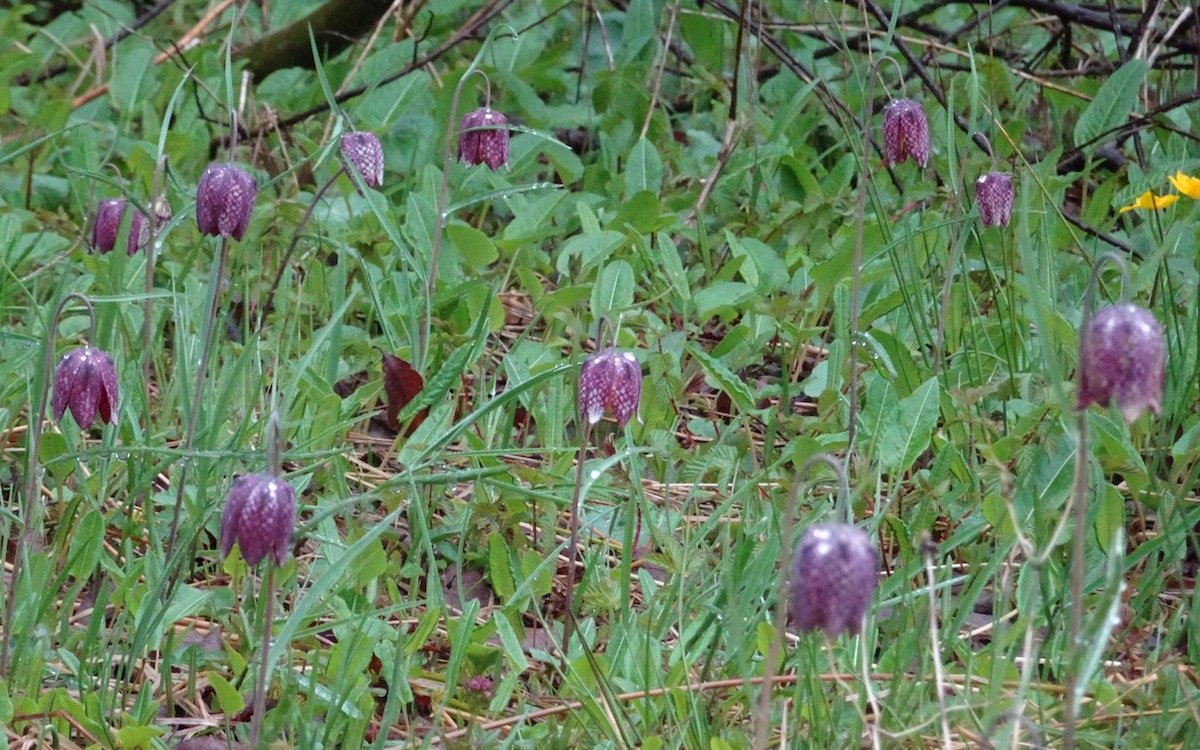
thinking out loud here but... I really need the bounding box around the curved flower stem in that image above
[164,235,233,584]
[260,169,344,328]
[752,453,852,750]
[1064,250,1128,750]
[250,563,276,750]
[2,292,96,676]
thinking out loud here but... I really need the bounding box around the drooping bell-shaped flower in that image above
[789,523,877,637]
[1078,302,1165,423]
[339,131,384,188]
[219,473,297,566]
[882,98,930,168]
[90,198,150,255]
[196,163,257,241]
[578,348,642,427]
[52,347,119,428]
[459,108,510,170]
[975,171,1014,227]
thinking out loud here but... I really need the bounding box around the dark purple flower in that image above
[464,675,494,696]
[882,98,930,168]
[196,163,257,241]
[976,171,1014,227]
[90,198,149,255]
[220,473,296,566]
[789,523,877,637]
[1078,303,1165,423]
[52,347,119,428]
[340,131,384,188]
[459,108,510,170]
[578,348,642,427]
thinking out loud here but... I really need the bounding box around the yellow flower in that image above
[1119,190,1179,213]
[1168,171,1200,199]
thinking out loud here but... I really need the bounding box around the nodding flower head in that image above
[195,163,257,241]
[789,523,878,638]
[90,198,149,255]
[219,473,297,566]
[459,108,510,170]
[1078,302,1165,423]
[882,98,930,168]
[339,131,385,189]
[578,348,642,427]
[975,171,1014,227]
[52,347,119,428]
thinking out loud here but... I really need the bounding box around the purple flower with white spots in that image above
[976,171,1014,227]
[90,198,149,255]
[196,163,257,241]
[882,98,930,168]
[578,348,642,427]
[459,108,510,170]
[340,131,384,188]
[789,523,877,638]
[1078,303,1165,423]
[220,473,297,566]
[52,347,119,428]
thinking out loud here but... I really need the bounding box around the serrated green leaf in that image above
[686,343,756,414]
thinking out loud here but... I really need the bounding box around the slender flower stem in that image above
[1064,250,1128,750]
[560,421,592,665]
[250,563,276,750]
[260,169,343,328]
[164,235,233,579]
[923,536,953,750]
[2,293,96,676]
[752,454,851,750]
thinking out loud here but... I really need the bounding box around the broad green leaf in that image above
[487,532,516,600]
[878,376,940,474]
[625,137,663,198]
[686,342,757,414]
[206,670,245,715]
[590,260,635,322]
[1073,59,1147,147]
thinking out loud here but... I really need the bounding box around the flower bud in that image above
[789,523,877,637]
[52,346,119,428]
[220,473,297,566]
[975,171,1014,227]
[90,198,150,255]
[459,107,510,170]
[196,163,257,241]
[882,98,930,168]
[578,348,642,427]
[1077,302,1165,423]
[340,131,384,188]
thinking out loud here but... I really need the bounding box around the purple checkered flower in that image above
[789,523,877,637]
[976,171,1014,227]
[459,108,510,170]
[882,98,930,168]
[220,473,297,566]
[1078,303,1165,423]
[578,348,642,427]
[90,198,149,255]
[52,347,119,428]
[340,131,384,188]
[196,163,257,241]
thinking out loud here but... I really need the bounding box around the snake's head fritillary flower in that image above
[196,163,257,241]
[340,131,384,189]
[90,198,149,255]
[882,98,930,168]
[1078,302,1165,423]
[220,473,297,566]
[459,108,510,170]
[578,348,642,427]
[789,523,877,638]
[976,171,1014,227]
[52,347,119,428]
